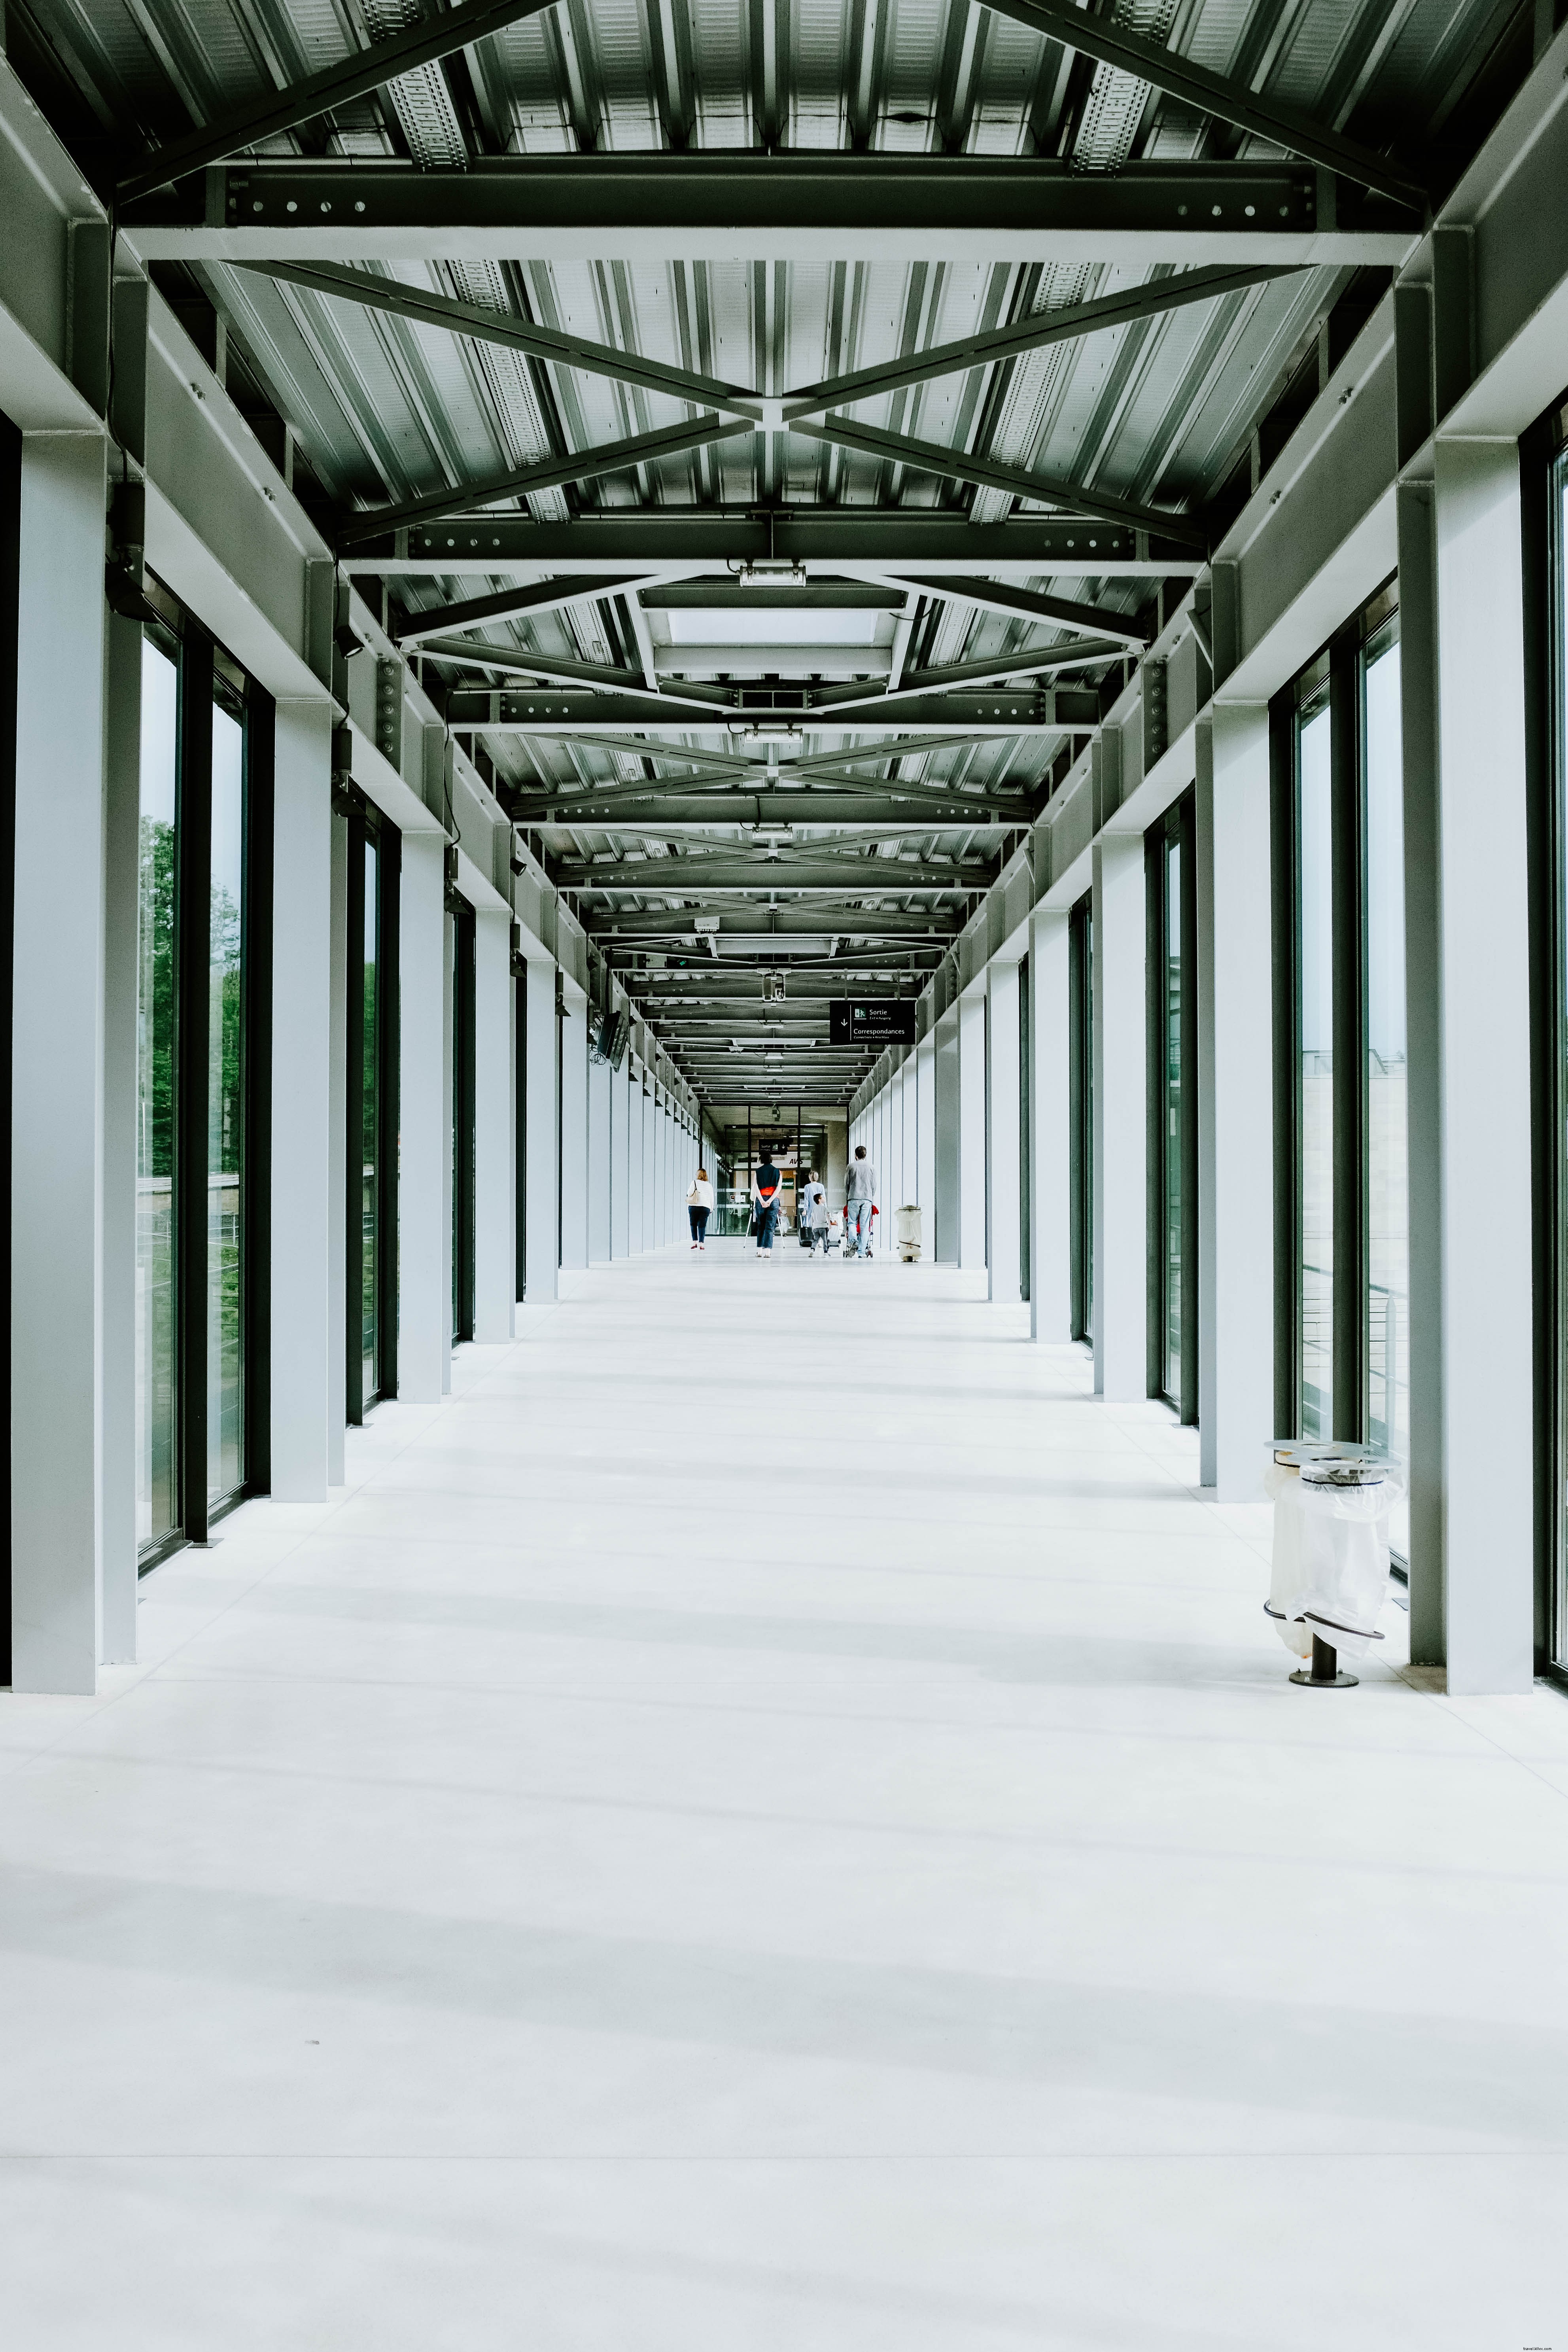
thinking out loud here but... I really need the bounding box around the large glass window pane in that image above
[362,834,379,1401]
[1165,837,1183,1402]
[208,694,244,1503]
[136,637,179,1549]
[1363,623,1409,1553]
[1298,692,1334,1437]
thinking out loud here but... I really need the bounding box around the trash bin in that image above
[1263,1441,1403,1688]
[894,1204,922,1261]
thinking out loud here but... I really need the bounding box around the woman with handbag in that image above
[686,1167,714,1251]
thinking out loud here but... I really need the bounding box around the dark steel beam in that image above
[800,417,1205,549]
[516,795,1014,825]
[785,264,1296,424]
[976,0,1428,209]
[560,855,990,888]
[639,583,904,611]
[877,575,1155,647]
[595,908,961,937]
[420,633,729,709]
[235,259,761,417]
[815,648,1121,714]
[131,156,1388,259]
[447,684,1099,733]
[395,574,659,644]
[337,417,754,549]
[117,0,560,203]
[371,513,1190,571]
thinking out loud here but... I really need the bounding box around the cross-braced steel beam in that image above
[118,0,560,203]
[976,0,1427,209]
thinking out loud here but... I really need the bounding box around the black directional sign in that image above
[829,1001,918,1045]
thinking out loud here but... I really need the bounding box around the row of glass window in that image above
[135,626,250,1557]
[134,603,447,1564]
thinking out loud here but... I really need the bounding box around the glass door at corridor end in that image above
[1148,794,1197,1423]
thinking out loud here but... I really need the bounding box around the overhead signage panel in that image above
[829,1001,917,1045]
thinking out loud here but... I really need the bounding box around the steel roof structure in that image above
[8,0,1534,1098]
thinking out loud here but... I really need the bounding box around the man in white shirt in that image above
[845,1145,877,1258]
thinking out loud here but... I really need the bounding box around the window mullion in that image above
[1330,626,1366,1444]
[174,626,213,1546]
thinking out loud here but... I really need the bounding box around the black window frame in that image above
[451,892,477,1347]
[140,583,273,1565]
[1068,893,1093,1345]
[1526,393,1568,1679]
[1269,578,1400,1455]
[1147,792,1198,1422]
[0,407,19,1682]
[343,793,400,1425]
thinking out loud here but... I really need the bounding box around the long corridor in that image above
[3,1250,1565,2347]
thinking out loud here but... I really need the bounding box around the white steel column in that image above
[986,960,1023,1306]
[1197,707,1275,1497]
[397,833,448,1402]
[652,1090,666,1249]
[933,1008,960,1264]
[588,1050,611,1262]
[1430,439,1534,1692]
[1092,835,1148,1402]
[327,809,347,1478]
[271,701,337,1457]
[472,909,514,1340]
[1028,908,1072,1343]
[628,1072,645,1254]
[958,991,987,1270]
[610,1058,630,1257]
[559,987,589,1272]
[11,435,106,1691]
[522,958,559,1306]
[916,1035,936,1214]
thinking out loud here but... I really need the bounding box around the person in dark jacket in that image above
[752,1150,782,1259]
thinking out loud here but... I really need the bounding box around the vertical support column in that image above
[11,435,106,1691]
[271,701,335,1478]
[522,958,559,1305]
[651,1089,665,1249]
[101,613,141,1661]
[1398,479,1444,1664]
[610,1058,630,1257]
[986,960,1022,1306]
[327,803,347,1478]
[1430,440,1533,1691]
[958,992,987,1270]
[934,1007,960,1263]
[1092,834,1148,1398]
[1028,908,1071,1341]
[473,908,514,1340]
[916,1036,936,1212]
[587,1049,611,1262]
[559,988,588,1272]
[1198,707,1275,1495]
[628,1071,645,1254]
[397,832,448,1402]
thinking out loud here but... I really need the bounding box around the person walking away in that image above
[845,1144,878,1258]
[752,1149,782,1259]
[687,1166,714,1251]
[802,1168,830,1255]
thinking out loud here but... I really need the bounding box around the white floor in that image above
[4,1245,1567,2349]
